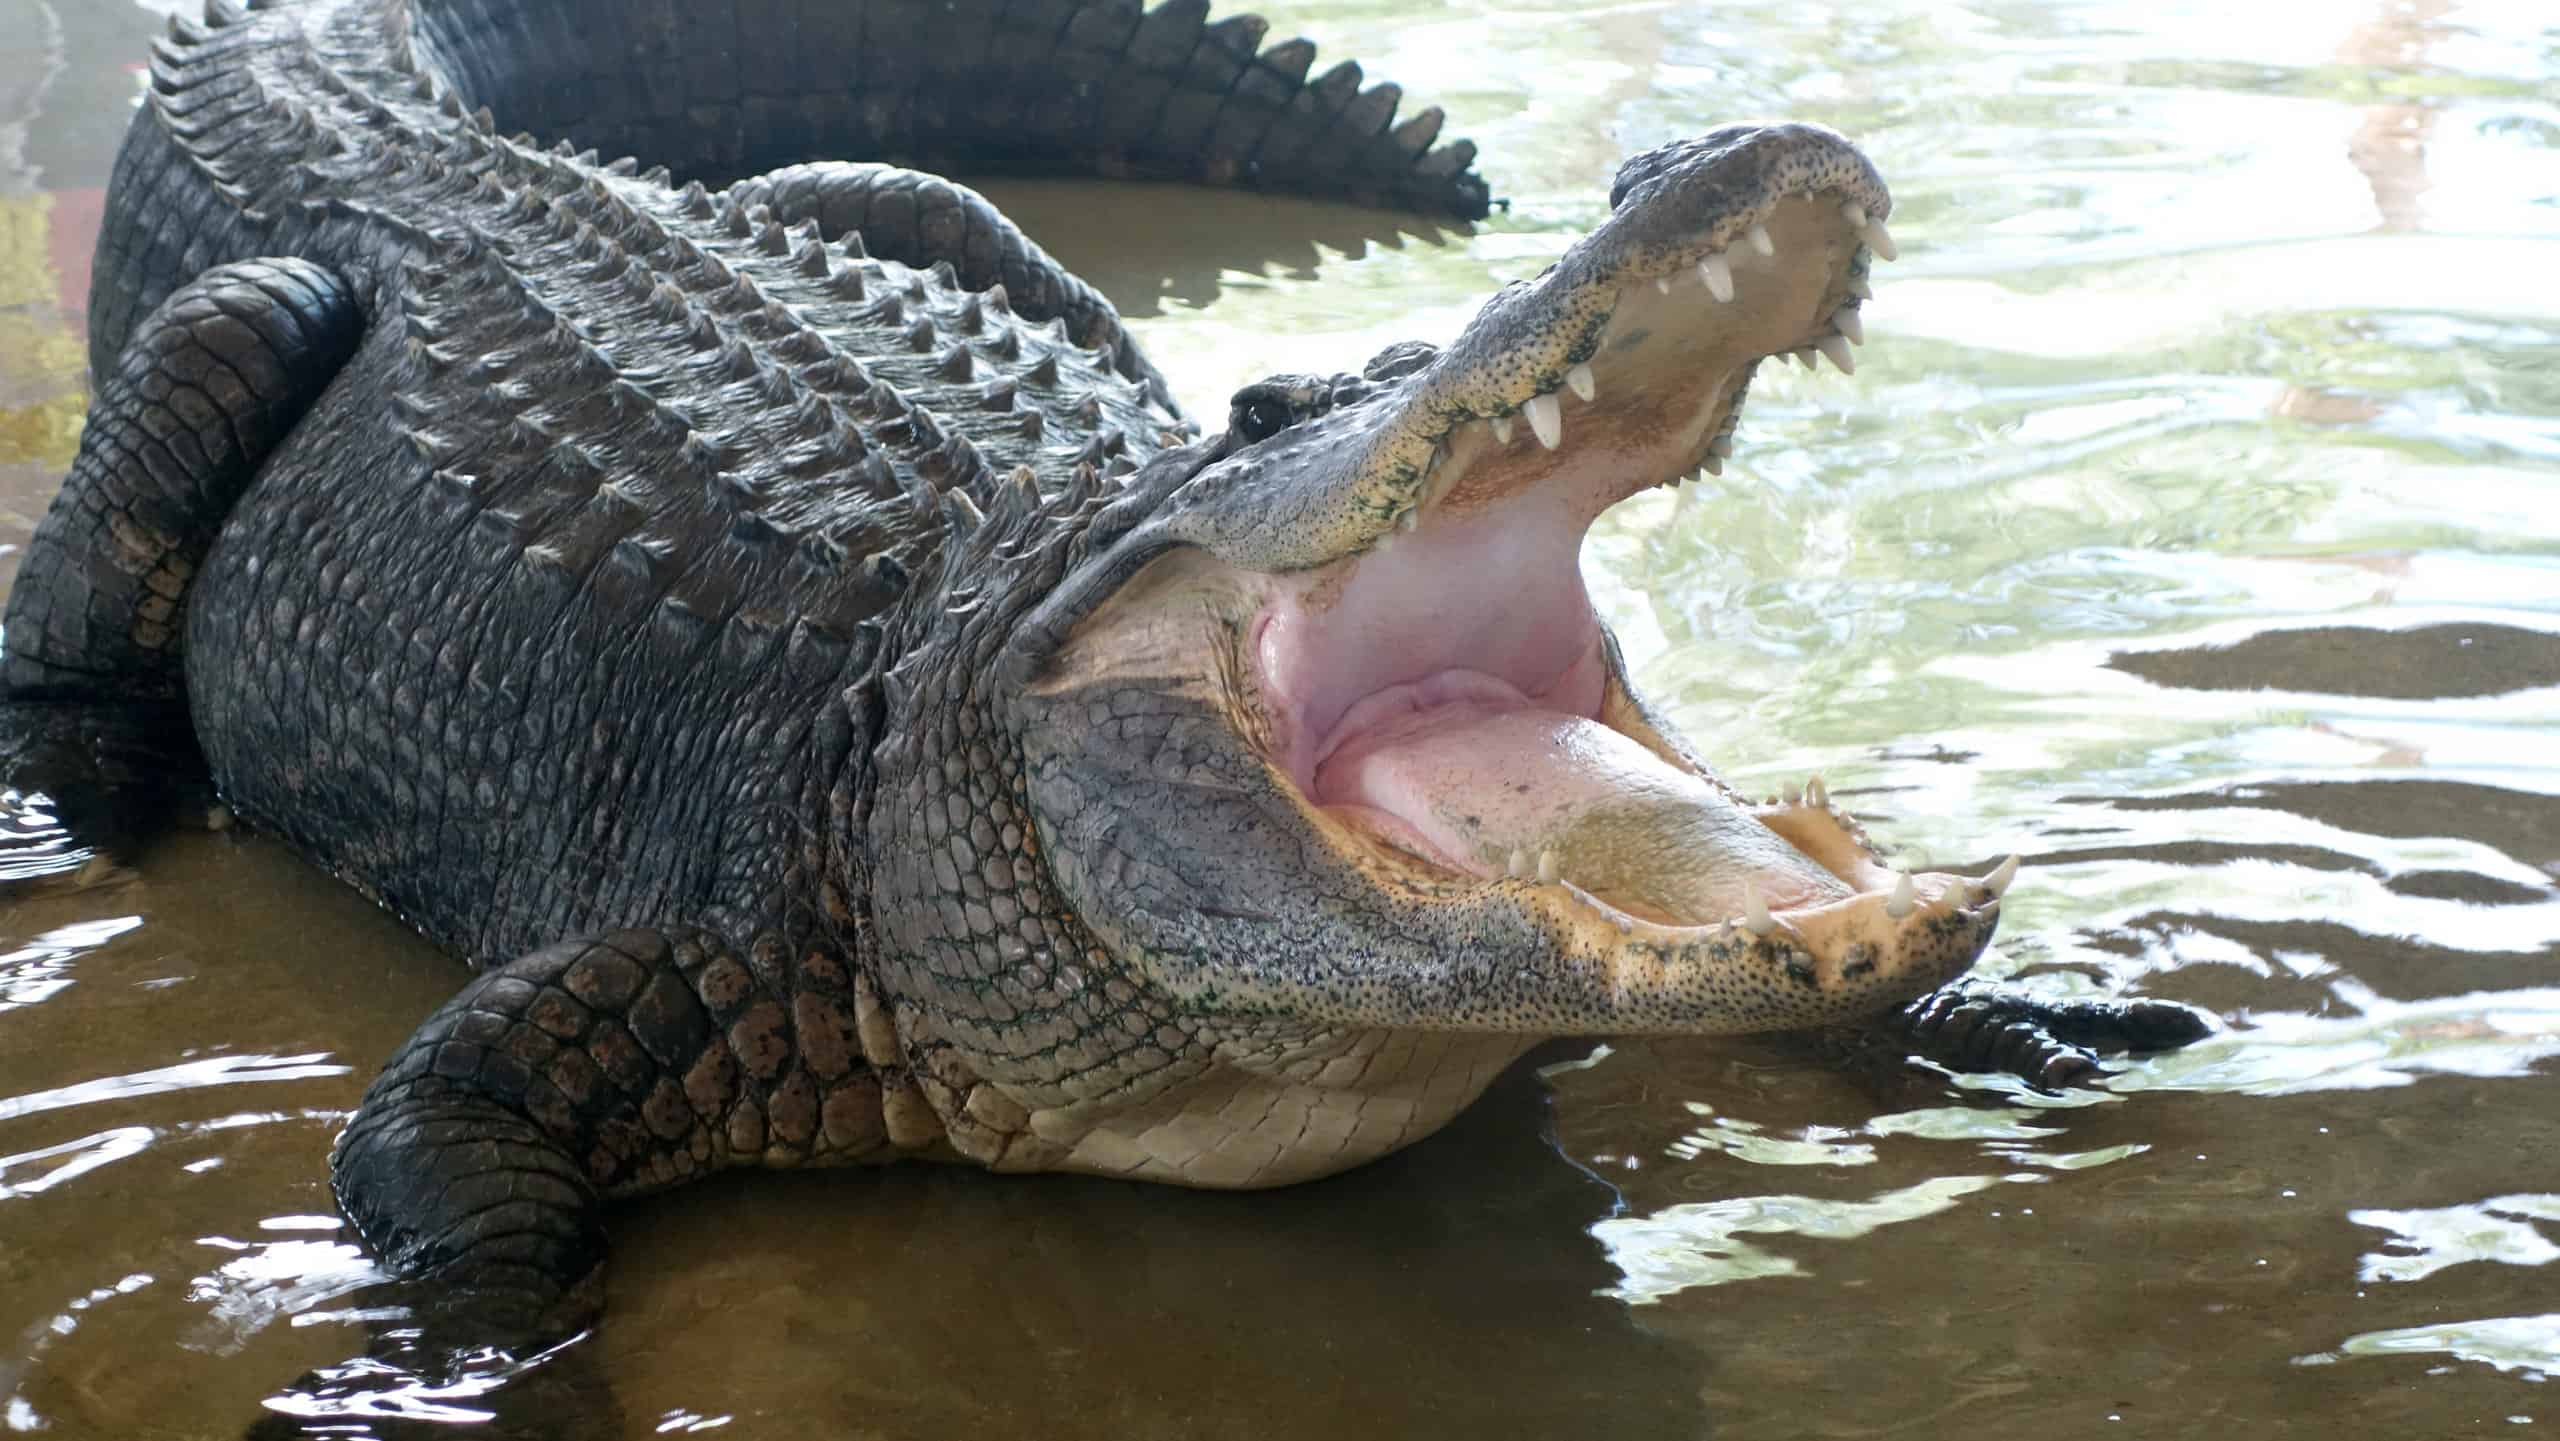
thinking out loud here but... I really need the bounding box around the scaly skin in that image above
[0,0,2209,1353]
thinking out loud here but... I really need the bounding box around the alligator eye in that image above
[1236,395,1295,443]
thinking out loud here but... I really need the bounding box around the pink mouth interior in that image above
[1250,450,1851,923]
[1255,484,1608,861]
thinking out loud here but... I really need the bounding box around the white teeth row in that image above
[1506,848,1565,884]
[1492,823,2004,948]
[1699,252,1735,302]
[1523,392,1562,448]
[1685,427,1740,481]
[1886,870,1917,919]
[1763,772,1834,810]
[1981,853,2019,899]
[1456,194,1892,519]
[1651,198,1890,310]
[1500,845,2012,936]
[1740,881,1775,936]
[1875,853,2020,920]
[1842,202,1897,261]
[1787,324,1861,375]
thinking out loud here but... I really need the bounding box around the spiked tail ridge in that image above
[397,0,1492,218]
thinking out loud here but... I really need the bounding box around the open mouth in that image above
[1019,125,2015,1029]
[1248,132,2016,957]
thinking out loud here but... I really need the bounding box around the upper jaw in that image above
[1346,121,1892,546]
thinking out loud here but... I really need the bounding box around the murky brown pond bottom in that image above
[6,0,2559,1437]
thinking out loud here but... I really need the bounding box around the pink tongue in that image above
[1311,683,1850,920]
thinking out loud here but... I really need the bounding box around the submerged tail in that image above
[408,0,1492,216]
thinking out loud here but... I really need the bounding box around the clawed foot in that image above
[1888,982,2219,1090]
[0,698,206,893]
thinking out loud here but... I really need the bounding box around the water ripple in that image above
[0,1054,351,1125]
[1596,1174,2012,1302]
[2314,1312,2560,1381]
[0,915,140,1012]
[0,1125,152,1199]
[2351,1193,2560,1284]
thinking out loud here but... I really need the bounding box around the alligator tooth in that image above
[1835,308,1865,345]
[1816,335,1856,374]
[1566,363,1596,402]
[1865,219,1898,261]
[1702,453,1723,476]
[1709,433,1734,459]
[1849,277,1874,301]
[1491,415,1514,445]
[1805,774,1828,809]
[1536,848,1562,884]
[1983,854,2020,899]
[1507,848,1531,879]
[1747,223,1775,257]
[1655,275,1673,294]
[1886,870,1917,919]
[1524,393,1562,450]
[1789,348,1815,370]
[1843,202,1869,230]
[1698,253,1735,303]
[1741,882,1775,937]
[1783,782,1802,806]
[1398,506,1419,532]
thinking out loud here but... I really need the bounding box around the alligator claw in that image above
[1887,982,2217,1091]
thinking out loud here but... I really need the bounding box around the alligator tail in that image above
[408,0,1493,218]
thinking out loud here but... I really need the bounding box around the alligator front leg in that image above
[329,926,893,1336]
[721,162,1179,415]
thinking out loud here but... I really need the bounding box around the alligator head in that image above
[864,124,2013,1187]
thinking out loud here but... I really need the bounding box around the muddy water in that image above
[5,0,2559,1436]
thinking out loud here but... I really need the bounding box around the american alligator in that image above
[2,0,2208,1350]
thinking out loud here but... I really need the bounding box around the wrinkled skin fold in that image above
[0,3,2209,1412]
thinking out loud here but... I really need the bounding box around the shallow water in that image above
[4,0,2558,1436]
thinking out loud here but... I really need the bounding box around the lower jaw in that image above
[1302,673,1857,924]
